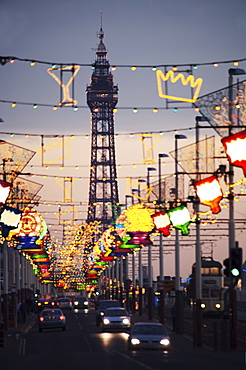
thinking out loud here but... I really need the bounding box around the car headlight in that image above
[201,303,206,309]
[215,303,221,309]
[100,312,104,316]
[84,301,88,305]
[103,318,110,325]
[131,338,140,345]
[160,339,170,346]
[122,318,130,325]
[74,302,78,305]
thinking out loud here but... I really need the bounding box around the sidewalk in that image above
[0,313,36,356]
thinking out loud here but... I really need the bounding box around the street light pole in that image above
[227,68,246,348]
[174,134,187,334]
[158,154,169,282]
[147,167,156,320]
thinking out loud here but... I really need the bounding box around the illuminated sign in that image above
[156,70,203,103]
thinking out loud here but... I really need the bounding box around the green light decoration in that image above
[167,205,191,235]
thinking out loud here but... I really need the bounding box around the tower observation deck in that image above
[86,18,119,231]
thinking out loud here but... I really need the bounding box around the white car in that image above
[128,322,171,350]
[102,307,131,332]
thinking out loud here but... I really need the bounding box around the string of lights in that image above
[1,55,246,68]
[0,99,197,112]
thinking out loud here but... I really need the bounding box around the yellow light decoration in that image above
[124,203,154,232]
[156,70,203,103]
[47,65,81,106]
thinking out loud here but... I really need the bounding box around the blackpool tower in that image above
[86,16,119,231]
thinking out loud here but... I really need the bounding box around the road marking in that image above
[109,349,159,370]
[18,338,26,356]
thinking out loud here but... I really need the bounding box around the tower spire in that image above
[98,10,104,41]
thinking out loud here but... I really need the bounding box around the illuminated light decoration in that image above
[0,180,12,203]
[127,231,153,246]
[30,61,35,66]
[94,107,99,113]
[233,61,239,66]
[138,133,161,164]
[167,205,191,236]
[111,66,116,71]
[53,106,58,111]
[153,108,158,113]
[33,104,38,109]
[47,65,81,106]
[18,208,43,237]
[133,108,138,113]
[15,236,39,250]
[173,107,178,112]
[151,211,171,236]
[156,70,203,103]
[124,203,155,232]
[123,203,154,245]
[221,130,246,176]
[193,65,198,70]
[213,63,218,67]
[11,102,16,107]
[73,106,78,111]
[0,206,22,237]
[194,176,223,214]
[131,66,137,71]
[119,235,137,249]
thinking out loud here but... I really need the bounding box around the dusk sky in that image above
[0,0,246,280]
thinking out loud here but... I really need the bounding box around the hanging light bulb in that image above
[221,129,246,176]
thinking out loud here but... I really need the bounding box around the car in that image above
[39,308,66,332]
[127,322,171,351]
[101,307,131,332]
[57,297,72,310]
[36,299,58,313]
[96,299,122,326]
[73,296,89,310]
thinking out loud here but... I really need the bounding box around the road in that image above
[1,308,245,370]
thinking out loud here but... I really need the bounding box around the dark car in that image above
[96,299,122,326]
[36,299,58,313]
[39,308,66,332]
[73,296,89,310]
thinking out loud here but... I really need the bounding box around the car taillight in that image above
[39,317,44,322]
[60,316,65,320]
[51,302,55,305]
[38,303,41,306]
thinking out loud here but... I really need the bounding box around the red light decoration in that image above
[194,176,223,214]
[0,180,11,204]
[221,130,246,176]
[151,211,171,236]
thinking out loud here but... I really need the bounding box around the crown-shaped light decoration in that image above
[167,205,191,235]
[221,130,246,176]
[156,70,203,103]
[0,180,12,204]
[0,206,22,237]
[194,176,223,214]
[151,211,171,236]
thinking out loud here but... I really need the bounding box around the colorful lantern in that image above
[126,231,153,246]
[167,205,191,235]
[0,180,11,203]
[194,176,223,213]
[221,130,246,175]
[151,211,171,236]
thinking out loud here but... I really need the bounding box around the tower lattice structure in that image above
[86,22,119,231]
